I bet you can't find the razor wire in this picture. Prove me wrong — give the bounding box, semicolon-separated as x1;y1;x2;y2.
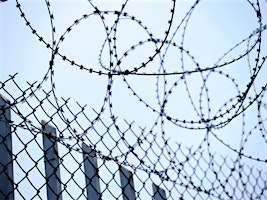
1;0;267;199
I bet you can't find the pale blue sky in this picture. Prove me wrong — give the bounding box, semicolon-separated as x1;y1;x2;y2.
1;0;267;166
1;0;267;199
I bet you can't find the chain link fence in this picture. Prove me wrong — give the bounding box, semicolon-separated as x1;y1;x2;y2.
1;0;267;199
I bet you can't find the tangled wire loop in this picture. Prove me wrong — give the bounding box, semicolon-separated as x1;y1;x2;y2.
0;0;267;199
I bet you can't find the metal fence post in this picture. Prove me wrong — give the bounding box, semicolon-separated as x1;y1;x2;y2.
82;143;101;200
119;166;136;200
152;183;167;200
42;120;62;200
0;95;14;200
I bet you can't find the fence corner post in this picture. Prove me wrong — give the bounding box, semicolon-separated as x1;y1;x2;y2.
152;183;167;200
82;142;101;200
42;120;62;200
0;95;14;200
119;165;136;200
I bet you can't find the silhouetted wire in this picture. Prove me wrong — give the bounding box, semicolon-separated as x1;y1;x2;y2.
1;0;266;199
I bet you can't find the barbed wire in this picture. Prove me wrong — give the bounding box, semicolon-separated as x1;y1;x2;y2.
1;0;267;199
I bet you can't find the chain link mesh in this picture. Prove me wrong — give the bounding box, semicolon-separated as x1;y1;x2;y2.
1;0;267;199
